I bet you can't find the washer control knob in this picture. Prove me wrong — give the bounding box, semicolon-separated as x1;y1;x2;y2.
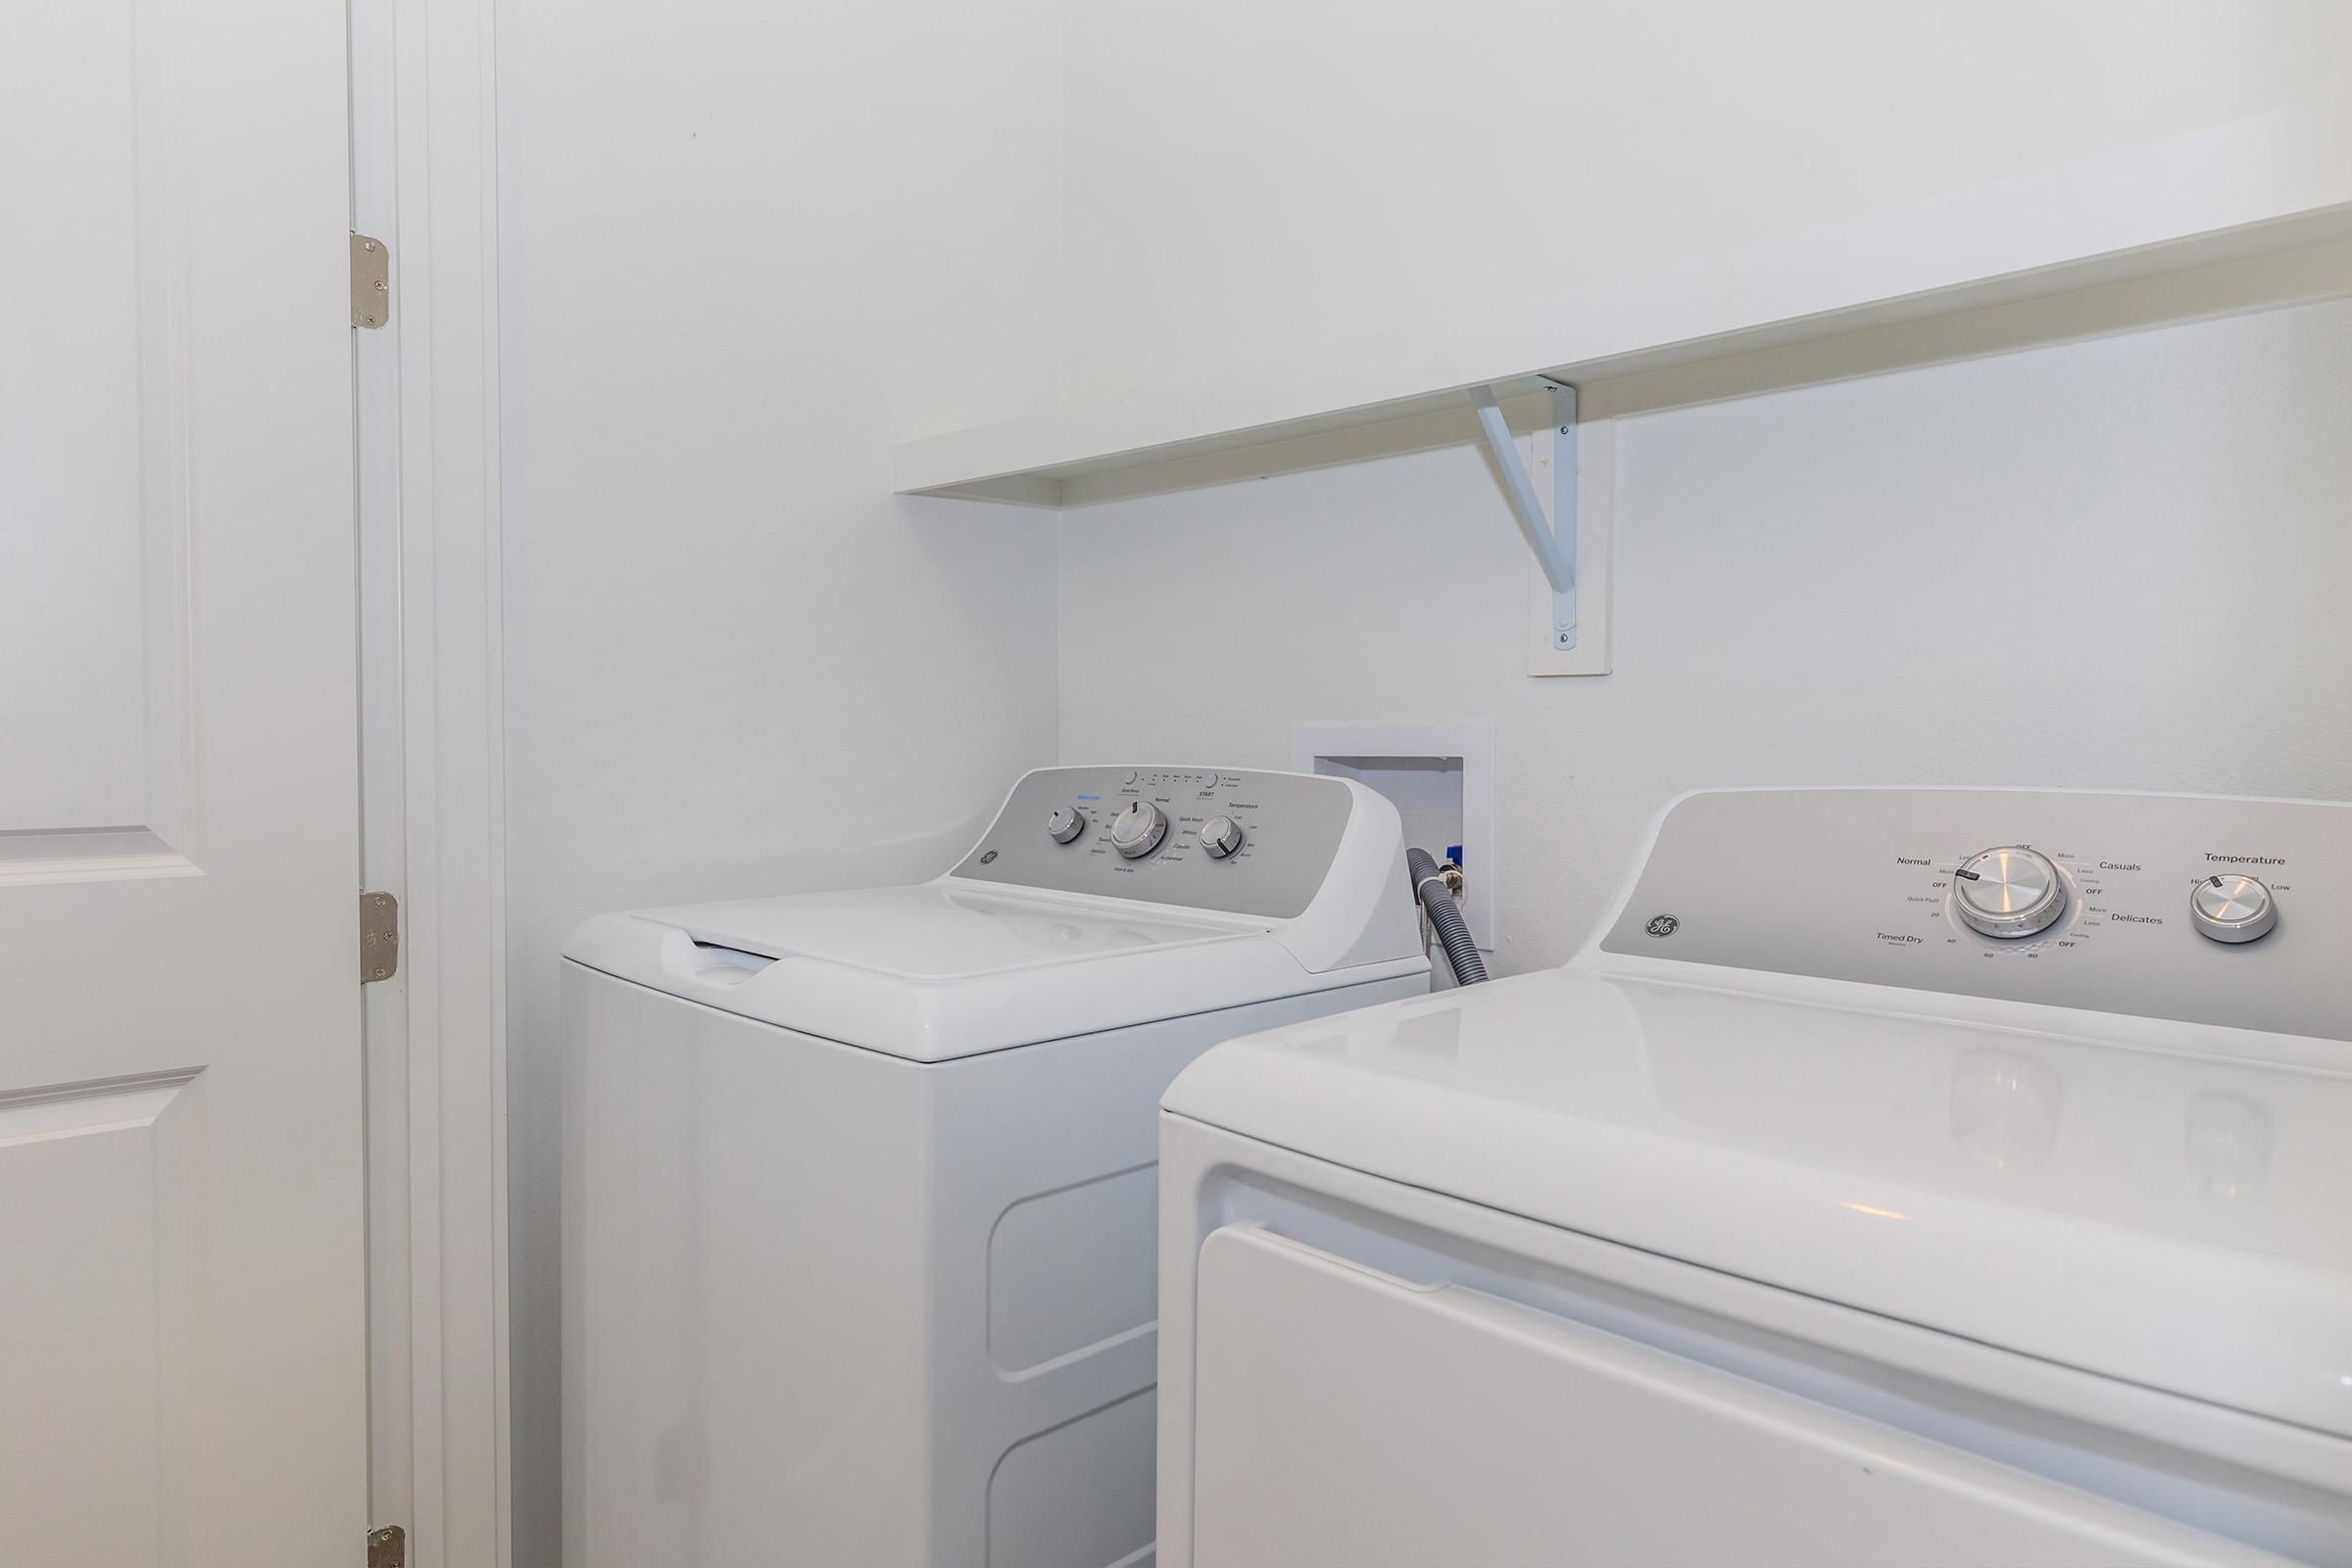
2191;873;2277;944
1199;815;1245;859
1109;800;1168;858
1046;806;1087;845
1954;847;2066;939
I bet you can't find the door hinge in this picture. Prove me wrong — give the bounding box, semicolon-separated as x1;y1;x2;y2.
361;891;400;983
351;232;390;329
368;1524;406;1568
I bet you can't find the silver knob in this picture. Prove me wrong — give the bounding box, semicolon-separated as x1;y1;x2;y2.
1199;815;1244;859
2191;873;2276;944
1046;806;1086;845
1108;800;1167;858
1954;846;2066;939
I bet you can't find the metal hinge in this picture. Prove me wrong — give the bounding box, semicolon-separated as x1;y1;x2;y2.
351;233;390;329
368;1524;406;1568
361;891;400;983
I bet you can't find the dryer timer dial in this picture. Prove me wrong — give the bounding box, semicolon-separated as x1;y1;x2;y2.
1954;846;2066;939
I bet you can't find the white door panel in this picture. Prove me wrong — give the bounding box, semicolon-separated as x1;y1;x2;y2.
1191;1224;2277;1568
0;1077;189;1564
0;0;149;830
0;0;367;1556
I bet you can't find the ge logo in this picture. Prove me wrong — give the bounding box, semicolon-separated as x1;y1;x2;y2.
979;850;1000;864
1644;914;1680;938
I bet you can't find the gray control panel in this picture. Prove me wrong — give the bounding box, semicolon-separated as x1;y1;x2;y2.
949;766;1355;920
1599;789;2351;1040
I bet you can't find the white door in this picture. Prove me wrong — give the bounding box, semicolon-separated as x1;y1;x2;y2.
1;0;368;1560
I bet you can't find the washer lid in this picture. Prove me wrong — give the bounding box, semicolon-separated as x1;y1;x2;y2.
1162;970;2352;1442
563;882;1387;1061
656;882;1247;979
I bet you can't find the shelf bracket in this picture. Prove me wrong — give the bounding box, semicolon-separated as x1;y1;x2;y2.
1471;378;1576;650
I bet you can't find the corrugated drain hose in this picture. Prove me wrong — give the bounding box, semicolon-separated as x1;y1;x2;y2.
1407;847;1487;986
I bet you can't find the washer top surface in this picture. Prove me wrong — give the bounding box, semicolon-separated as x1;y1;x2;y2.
561;765;1428;1059
1164;788;2352;1442
645;882;1250;982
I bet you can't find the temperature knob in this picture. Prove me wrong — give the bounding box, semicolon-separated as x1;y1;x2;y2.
2191;874;2276;944
1954;846;2066;939
1199;816;1245;858
1046;806;1086;845
1109;800;1168;858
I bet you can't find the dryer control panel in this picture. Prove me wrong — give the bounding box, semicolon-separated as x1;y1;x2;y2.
1597;789;2351;1040
949;766;1356;921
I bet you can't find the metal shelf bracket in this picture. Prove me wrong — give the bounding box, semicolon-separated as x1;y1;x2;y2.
1471;377;1576;650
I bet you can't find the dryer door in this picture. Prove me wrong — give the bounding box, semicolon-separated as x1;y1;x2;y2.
1189;1224;2280;1568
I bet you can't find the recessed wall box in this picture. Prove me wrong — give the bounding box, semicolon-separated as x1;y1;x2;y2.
1292;721;1495;951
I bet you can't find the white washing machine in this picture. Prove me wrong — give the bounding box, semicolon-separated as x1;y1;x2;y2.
1158;787;2352;1568
561;764;1429;1568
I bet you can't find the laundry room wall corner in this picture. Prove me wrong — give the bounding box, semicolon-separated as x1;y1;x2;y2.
494;2;1067;1560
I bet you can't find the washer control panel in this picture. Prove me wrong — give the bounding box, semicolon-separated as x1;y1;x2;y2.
950;766;1354;919
1600;789;2350;1039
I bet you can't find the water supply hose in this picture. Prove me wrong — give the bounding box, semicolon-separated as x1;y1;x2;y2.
1407;847;1487;986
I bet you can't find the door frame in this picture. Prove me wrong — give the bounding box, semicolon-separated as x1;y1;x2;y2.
351;0;512;1560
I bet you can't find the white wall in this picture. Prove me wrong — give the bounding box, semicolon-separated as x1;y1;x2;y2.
1060;297;2352;968
498;3;1064;1560
1058;0;2351;401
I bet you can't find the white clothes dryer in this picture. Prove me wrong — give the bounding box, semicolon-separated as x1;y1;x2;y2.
1159;787;2352;1568
562;765;1428;1568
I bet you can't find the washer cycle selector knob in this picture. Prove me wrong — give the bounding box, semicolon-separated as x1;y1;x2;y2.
2192;873;2277;944
1199;816;1245;859
1109;800;1168;858
1046;806;1087;845
1954;847;2066;939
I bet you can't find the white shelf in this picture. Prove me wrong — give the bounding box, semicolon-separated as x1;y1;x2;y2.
894;109;2352;508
